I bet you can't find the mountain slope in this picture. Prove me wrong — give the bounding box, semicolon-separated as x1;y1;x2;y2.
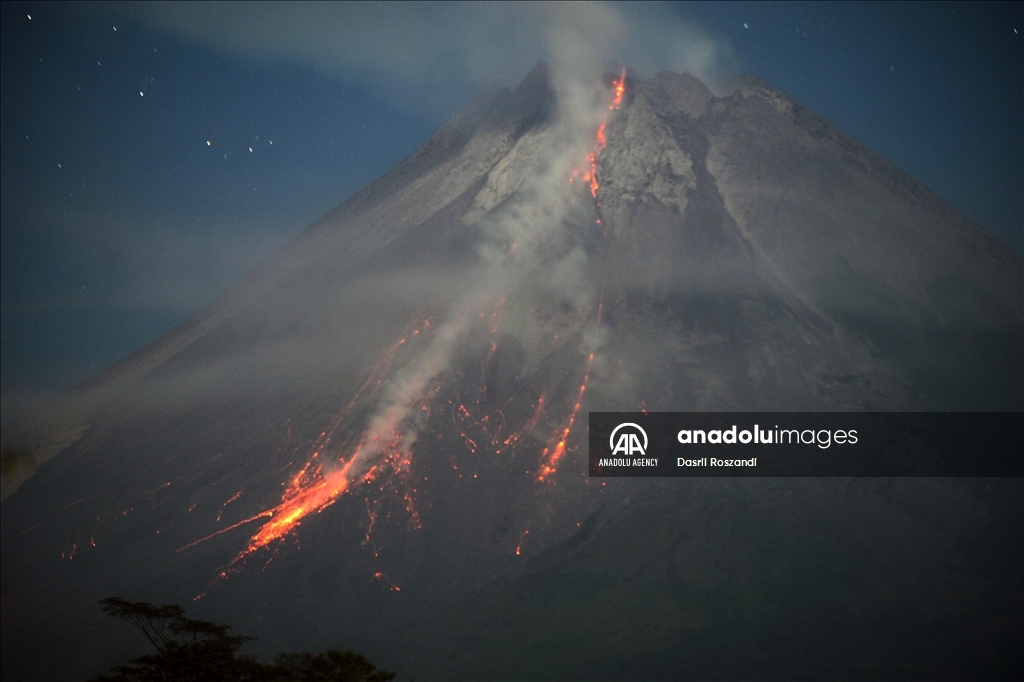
2;65;1021;681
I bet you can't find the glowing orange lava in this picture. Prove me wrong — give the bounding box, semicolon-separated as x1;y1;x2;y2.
238;403;424;559
538;71;625;481
182;315;439;574
610;67;627;110
572;68;627;201
373;571;401;591
515;529;529;556
189;73;630;582
503;394;546;449
537;352;594;482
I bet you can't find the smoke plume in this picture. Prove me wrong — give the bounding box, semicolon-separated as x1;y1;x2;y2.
112;1;737;111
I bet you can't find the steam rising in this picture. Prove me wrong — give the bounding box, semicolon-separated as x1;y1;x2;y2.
10;2;733;545
175;2;642;557
122;1;737;108
328;1;626;483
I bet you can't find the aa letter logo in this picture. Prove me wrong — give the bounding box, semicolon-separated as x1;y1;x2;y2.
610;423;648;456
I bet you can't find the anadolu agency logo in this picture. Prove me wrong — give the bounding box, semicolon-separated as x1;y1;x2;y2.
609;423;648;456
598;423;658;468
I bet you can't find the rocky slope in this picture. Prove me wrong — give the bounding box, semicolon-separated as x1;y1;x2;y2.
2;65;1021;680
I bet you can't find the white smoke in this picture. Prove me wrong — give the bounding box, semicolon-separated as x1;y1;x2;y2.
109;1;737;112
27;2;714;503
321;2;633;481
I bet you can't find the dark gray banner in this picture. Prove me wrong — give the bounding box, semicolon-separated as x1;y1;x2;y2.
589;413;1023;477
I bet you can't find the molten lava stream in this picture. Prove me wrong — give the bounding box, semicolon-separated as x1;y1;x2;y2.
244;459;357;554
538;72;625;481
189;315;443;564
195;72;630;581
576;68;626;201
610;67;627;109
537;352;595;482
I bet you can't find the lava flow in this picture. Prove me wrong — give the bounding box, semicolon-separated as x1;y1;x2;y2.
570;68;626;199
191;72;630;574
538;69;625;481
236;380;432;560
537;352;594;482
180;316;435;566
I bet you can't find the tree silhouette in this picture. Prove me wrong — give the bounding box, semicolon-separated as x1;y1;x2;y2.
268;650;396;682
91;598;394;682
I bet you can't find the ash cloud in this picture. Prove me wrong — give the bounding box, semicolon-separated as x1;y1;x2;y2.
7;2;734;488
327;2;641;481
116;1;737;112
42;0;737;422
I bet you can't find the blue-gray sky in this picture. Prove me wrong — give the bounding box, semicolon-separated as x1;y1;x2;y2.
2;1;1021;414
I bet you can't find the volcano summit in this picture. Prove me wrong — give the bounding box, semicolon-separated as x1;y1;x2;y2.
2;65;1021;680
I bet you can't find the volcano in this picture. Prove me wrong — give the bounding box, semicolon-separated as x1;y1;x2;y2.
2;65;1022;681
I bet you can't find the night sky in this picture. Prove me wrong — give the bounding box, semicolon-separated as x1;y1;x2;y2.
2;1;1021;421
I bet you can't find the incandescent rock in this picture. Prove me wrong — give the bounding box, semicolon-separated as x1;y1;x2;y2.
2;65;1021;681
